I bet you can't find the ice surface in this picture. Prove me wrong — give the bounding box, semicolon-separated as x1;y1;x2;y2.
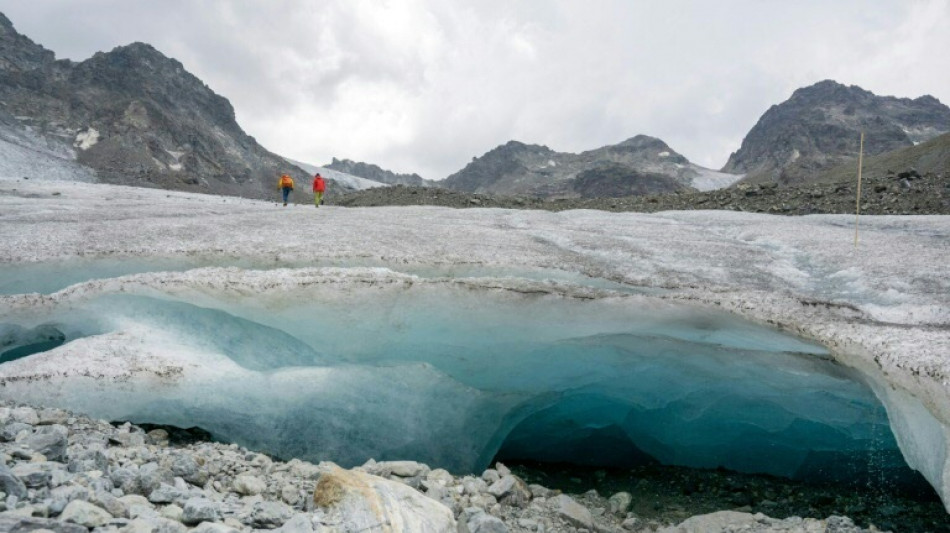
0;178;947;508
0;269;910;483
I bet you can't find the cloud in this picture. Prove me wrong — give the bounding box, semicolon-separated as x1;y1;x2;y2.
1;0;947;179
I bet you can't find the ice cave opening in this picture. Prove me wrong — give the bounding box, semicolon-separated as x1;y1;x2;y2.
0;270;935;497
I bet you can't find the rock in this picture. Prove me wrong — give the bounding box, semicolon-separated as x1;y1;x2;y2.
232;474;266;496
528;484;556;499
59;499;114;528
245;500;294;529
24;424;68;462
0;422;32;442
161;503;184;522
0;515;87;533
487;475;531;508
608;492;632;515
280;484;300;505
182;497;219;525
370;460;430;478
274;513;314;533
12;463;52;488
459;507;508;533
551;494;593;529
37;408;69;425
656;510;758;533
163;453;205;485
0;464;28;499
90;489;128;518
191;522;241;533
146;429;170;446
481;469;500;484
11;407;39;425
312;466;455;532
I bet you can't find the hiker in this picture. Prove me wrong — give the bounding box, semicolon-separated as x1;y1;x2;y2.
278;173;294;206
313;173;327;207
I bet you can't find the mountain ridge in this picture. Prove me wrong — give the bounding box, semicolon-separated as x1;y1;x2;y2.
723;80;950;185
0;13;324;199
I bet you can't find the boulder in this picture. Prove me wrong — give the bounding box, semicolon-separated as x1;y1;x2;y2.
23;424;68;462
59;500;114;528
312;466;455;532
550;494;593;529
608;491;632;515
245;500;294;529
0;515;87;533
0;464;28;499
656;511;758;533
458;507;508;533
232;473;267;496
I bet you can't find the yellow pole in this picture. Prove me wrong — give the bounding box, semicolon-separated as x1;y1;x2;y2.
854;131;864;248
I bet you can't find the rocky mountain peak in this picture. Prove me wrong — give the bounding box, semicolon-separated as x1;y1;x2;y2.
0;11;55;71
722;80;950;185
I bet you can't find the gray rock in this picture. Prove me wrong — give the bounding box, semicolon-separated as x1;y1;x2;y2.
0;514;87;533
90;489;129;518
0;464;28;499
136;463;169;496
0;422;32;442
487;475;531;508
24;424;68;462
459;507;508;533
12;463;53;488
37;408;69;425
10;407;39;425
59;499;114;528
191;522;242;533
68;446;110;473
607;492;632;515
163;453;205;485
551;494;593;529
232;474;266;496
182;497;219;525
246;500;294;529
656;510;759;533
274;513;314;533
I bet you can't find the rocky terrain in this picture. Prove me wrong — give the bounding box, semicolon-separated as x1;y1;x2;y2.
0;400;906;532
333;167;949;216
0;13;320;200
439;136;739;198
723;80;950;185
325;158;433;188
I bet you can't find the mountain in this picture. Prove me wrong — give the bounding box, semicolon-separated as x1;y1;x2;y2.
816;131;950;184
287;158;387;191
0;12;322;198
441;135;740;198
325;158;433;187
723;80;950;185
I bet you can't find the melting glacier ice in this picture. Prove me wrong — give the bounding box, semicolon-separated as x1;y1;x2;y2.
0;268;919;486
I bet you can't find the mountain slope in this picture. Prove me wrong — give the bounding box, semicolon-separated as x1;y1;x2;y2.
441;135;740;198
724;80;950;185
816;131;950;184
325;158;433;187
0;12;320;198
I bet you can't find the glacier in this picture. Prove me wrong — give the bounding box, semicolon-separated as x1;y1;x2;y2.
0;177;948;510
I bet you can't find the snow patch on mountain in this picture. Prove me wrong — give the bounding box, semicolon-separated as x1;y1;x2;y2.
287;158;387;191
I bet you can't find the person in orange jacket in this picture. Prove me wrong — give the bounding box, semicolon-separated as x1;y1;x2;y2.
313;173;327;207
278;173;294;206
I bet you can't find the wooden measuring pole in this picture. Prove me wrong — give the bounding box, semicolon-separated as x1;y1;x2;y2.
854;131;864;247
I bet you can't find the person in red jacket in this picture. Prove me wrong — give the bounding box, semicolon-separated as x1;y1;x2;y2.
313;173;327;207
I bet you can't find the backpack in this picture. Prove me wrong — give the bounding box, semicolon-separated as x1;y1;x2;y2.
280;175;293;188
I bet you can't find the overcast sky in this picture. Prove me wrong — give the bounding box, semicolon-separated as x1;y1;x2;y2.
2;1;949;180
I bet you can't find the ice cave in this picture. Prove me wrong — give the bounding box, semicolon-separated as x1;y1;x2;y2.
0;266;929;493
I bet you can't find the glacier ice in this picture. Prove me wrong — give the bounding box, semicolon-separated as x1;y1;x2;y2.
0;268;919;487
